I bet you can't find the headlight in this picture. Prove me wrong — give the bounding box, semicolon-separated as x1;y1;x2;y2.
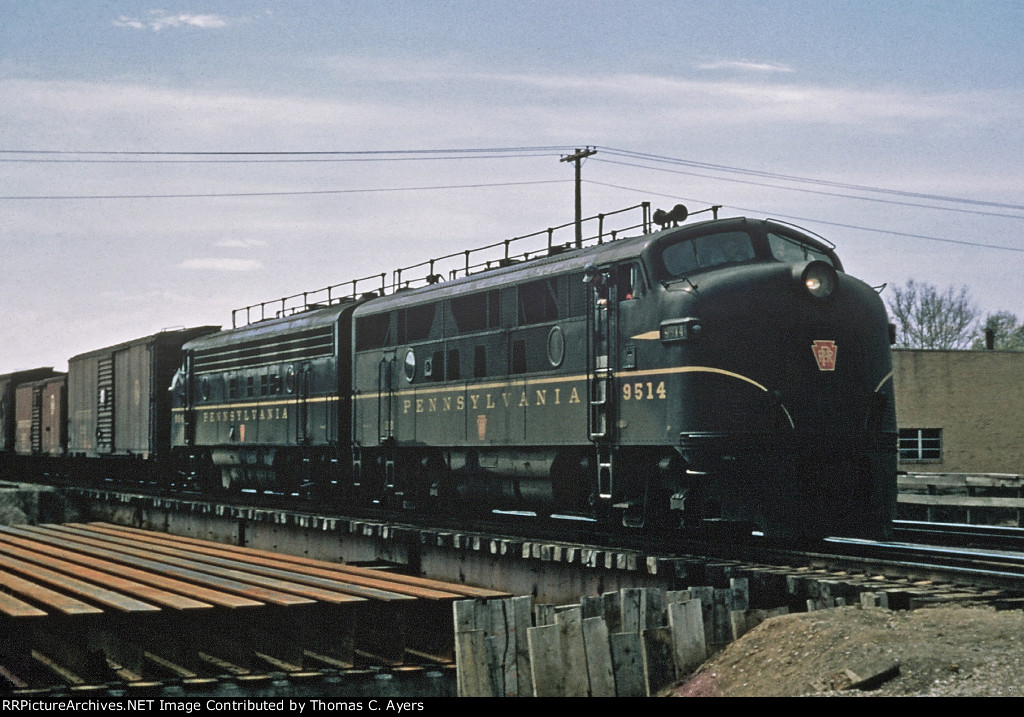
793;260;837;300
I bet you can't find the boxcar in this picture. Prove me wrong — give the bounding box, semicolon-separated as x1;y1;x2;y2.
14;374;67;457
0;368;62;458
68;327;219;468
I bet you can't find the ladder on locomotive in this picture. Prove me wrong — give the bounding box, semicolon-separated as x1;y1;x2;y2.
587;267;617;504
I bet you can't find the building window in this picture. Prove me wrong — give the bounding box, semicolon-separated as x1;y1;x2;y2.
899;428;942;461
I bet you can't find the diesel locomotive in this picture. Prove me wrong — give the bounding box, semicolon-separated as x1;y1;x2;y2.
158;202;897;540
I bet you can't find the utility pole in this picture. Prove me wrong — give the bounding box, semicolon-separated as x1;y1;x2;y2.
561;147;597;248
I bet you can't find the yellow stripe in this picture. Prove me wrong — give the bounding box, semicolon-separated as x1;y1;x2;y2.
172;395;338;412
175;364;773;411
351;364;769;398
874;372;893;393
620;365;769;392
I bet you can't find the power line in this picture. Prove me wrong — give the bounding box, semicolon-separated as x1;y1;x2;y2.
0;152;562;165
593;156;1024;221
587;180;1024;255
0;146;573;160
0;179;569;201
597;146;1024;213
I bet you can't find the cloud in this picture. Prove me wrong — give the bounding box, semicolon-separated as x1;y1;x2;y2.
114;12;229;31
180;258;262;272
215;239;268;248
696;60;794;73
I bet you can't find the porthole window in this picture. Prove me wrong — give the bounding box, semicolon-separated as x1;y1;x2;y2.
201;378;210;401
547;326;565;367
285;365;296;394
404;349;416;383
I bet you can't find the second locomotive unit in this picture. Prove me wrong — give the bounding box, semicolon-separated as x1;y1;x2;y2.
171;202;897;540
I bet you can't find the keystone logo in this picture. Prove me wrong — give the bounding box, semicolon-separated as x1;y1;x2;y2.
812;340;838;371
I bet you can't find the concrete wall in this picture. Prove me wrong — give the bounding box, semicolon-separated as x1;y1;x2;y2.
893;349;1024;475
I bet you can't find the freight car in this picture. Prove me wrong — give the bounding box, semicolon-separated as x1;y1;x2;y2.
170;202;897;540
1;367;62;456
14;373;67;459
67;326;219;481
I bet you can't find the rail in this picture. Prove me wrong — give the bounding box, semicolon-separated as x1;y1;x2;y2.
231;202;652;327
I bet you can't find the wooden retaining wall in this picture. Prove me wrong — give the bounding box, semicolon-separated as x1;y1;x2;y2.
453;581;788;697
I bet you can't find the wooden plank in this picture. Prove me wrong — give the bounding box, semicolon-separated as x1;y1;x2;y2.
642;626;675;695
601;590;622;634
554;605;582;625
0;554;158;614
75;523;459;600
900;472;1024;488
898;495;1024;508
81;522;509;599
37;525;395;604
580;595;603;619
0;537;211;611
667;599;707;675
644;588;665;630
485;599;510;697
32;650;85;686
711;588;733;646
21;526;320;607
609;631;645;697
729;578;750;612
0;527;262;609
526;624;564;697
453;598;482;633
0;585;47;618
510;595;533;698
556;612;588;697
582;616;615;697
620;587;644;633
687;586;715;648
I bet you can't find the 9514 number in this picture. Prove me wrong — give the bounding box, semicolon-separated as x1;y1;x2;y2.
621;381;667;401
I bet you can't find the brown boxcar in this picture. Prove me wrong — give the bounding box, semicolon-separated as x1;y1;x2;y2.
68;327;219;460
0;367;61;454
14;374;67;456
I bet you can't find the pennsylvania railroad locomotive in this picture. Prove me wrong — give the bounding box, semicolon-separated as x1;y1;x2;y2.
1;201;897;540
163;202;897;540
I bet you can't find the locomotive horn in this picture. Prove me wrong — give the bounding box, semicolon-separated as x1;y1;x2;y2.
654;204;689;228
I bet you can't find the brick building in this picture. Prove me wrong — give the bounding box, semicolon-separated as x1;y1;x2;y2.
892;349;1024;475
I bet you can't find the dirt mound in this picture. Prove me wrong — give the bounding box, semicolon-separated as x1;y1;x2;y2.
671;605;1024;697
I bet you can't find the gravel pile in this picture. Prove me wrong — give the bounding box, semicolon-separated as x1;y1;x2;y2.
670;605;1024;697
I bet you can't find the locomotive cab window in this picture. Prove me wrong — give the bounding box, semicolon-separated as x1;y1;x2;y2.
617;263;645;301
768;232;835;266
660;231;755;278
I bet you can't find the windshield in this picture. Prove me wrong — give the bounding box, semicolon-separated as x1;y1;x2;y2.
660;231;756;278
767;232;834;266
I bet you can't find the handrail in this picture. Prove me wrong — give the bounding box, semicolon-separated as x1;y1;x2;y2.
231;202;653;327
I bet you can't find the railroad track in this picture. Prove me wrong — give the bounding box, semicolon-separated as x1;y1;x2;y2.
893;519;1024;551
14;472;1024;603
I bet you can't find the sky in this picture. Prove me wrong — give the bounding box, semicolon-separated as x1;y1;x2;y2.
2;1;1023;373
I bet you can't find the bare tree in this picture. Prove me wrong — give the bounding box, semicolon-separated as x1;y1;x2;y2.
971;311;1024;350
887;279;979;349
